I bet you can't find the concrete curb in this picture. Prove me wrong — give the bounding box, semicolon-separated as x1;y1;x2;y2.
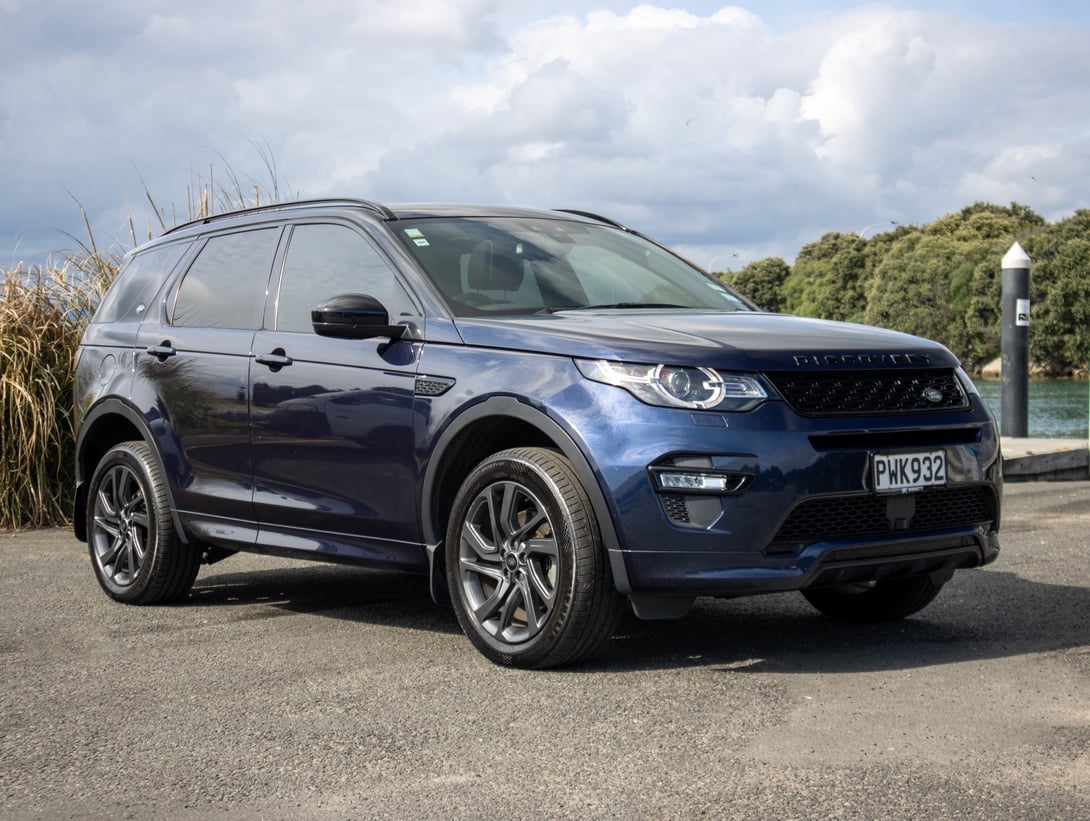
1001;437;1089;481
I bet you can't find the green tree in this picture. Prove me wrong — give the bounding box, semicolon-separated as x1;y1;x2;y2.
864;232;962;349
862;203;1044;367
959;256;1006;370
781;231;870;322
720;257;790;312
715;201;1077;371
1025;210;1090;374
929;201;1044;243
940;203;1046;369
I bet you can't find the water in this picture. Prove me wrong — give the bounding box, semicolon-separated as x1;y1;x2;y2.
973;378;1089;439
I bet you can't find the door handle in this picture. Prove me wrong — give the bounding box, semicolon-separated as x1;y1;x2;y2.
145;342;177;360
255;350;293;369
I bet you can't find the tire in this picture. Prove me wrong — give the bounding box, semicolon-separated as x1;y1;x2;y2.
801;575;945;622
86;441;200;604
445;447;624;668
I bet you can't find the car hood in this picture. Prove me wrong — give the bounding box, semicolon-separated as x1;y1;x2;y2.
450;311;960;371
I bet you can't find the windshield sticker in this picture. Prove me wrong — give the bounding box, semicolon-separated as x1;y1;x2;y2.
413;238;430;247
405;228;425;238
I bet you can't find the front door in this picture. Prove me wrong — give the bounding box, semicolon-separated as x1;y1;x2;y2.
249;221;424;567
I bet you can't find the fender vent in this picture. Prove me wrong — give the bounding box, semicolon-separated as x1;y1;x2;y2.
415;376;455;397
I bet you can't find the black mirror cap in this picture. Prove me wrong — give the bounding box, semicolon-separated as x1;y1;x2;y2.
311;294;406;340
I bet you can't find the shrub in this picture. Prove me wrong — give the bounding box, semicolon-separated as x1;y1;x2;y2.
0;255;117;528
1;154;290;529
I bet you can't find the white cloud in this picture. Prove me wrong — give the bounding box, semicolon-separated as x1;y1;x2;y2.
2;1;1090;269
802;12;939;166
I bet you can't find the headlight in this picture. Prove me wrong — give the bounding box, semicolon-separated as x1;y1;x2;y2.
955;366;980;397
575;359;768;411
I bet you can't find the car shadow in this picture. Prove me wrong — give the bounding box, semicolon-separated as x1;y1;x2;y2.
584;568;1090;674
186;561;1089;674
188;563;462;636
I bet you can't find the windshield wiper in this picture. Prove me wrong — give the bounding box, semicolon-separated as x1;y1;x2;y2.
557;302;690;312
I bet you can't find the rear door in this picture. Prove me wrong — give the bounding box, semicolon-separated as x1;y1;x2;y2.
135;226;283;544
249;221;425;566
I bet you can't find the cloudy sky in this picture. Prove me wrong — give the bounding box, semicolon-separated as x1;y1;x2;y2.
3;0;1089;271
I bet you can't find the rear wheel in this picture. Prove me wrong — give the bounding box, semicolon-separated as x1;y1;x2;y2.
801;575;945;622
87;441;199;604
446;447;624;668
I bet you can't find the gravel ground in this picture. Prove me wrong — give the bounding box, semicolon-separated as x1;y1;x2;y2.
2;481;1088;819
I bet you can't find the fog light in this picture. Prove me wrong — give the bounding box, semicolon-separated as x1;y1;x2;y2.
652;469;750;494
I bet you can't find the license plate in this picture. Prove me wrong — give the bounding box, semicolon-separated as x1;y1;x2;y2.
872;451;946;493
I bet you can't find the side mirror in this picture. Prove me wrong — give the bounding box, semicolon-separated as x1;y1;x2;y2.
311;294;406;341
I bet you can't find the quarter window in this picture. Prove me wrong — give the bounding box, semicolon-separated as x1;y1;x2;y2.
93;242;189;324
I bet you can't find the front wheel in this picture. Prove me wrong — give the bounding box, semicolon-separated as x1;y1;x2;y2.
446;447;624;668
801;574;946;622
86;441;200;604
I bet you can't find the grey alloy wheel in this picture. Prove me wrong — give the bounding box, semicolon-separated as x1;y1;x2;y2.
457;476;560;645
446;447;624;668
87;441;199;604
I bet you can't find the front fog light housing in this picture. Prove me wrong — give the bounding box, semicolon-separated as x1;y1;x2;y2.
576;359;767;411
651;467;752;495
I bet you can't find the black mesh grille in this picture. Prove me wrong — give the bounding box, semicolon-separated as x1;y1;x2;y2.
771;485;995;547
414;376;454;397
766;369;969;417
660;494;691;524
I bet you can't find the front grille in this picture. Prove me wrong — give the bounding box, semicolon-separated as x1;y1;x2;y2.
765;369;969;417
770;485;995;549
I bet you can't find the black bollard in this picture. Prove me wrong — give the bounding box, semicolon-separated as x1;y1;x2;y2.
1000;241;1031;437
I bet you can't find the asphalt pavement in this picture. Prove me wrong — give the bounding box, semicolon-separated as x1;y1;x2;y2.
2;482;1088;819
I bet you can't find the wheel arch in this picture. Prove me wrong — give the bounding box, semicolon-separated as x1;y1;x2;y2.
74;398;185;544
421;396;632;599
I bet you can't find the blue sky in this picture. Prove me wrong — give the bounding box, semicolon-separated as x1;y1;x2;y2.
511;1;1090;28
3;1;1090;270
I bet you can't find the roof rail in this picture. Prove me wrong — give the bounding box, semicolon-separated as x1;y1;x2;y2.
554;208;630;230
162;198;398;235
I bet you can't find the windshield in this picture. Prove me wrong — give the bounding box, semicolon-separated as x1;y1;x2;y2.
394;216;753;316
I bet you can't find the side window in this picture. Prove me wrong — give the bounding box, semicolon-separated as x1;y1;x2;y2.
171;228;280;329
274;223;411;333
92;242;189;324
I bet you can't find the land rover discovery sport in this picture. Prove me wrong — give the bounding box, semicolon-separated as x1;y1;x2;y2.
73;198;1001;668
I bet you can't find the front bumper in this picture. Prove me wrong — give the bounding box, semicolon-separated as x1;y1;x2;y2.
561;385;1002;598
622;525;999;596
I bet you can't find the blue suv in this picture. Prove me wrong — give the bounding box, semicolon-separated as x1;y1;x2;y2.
74;199;1001;667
